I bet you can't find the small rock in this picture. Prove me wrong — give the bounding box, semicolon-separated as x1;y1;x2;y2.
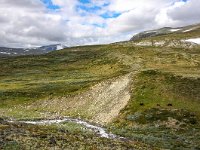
140;103;144;106
167;103;172;106
49;137;56;145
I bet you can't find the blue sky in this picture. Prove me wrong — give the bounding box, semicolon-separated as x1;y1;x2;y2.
42;0;121;20
41;0;122;29
40;0;190;30
40;0;193;30
42;0;60;10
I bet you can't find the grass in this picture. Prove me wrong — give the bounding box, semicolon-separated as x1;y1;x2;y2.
0;121;149;150
0;46;127;109
108;70;200;149
0;45;132;120
0;25;200;149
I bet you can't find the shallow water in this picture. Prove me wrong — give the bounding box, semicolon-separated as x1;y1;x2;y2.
10;117;118;139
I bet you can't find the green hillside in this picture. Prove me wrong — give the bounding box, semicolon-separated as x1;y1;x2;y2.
0;24;200;149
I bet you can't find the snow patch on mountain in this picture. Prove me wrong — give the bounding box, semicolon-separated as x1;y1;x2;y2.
170;29;180;32
0;52;11;55
56;45;65;50
183;27;198;33
185;38;200;44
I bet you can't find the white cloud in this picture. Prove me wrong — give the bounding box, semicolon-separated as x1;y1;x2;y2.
0;0;199;48
167;0;200;25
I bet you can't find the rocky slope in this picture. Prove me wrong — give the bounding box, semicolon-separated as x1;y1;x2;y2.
16;73;133;125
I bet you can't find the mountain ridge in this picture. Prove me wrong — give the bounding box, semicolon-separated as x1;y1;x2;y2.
0;44;67;57
130;23;200;41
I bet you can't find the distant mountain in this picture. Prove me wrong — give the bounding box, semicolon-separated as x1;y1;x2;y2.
112;23;200;49
0;44;67;57
130;23;200;41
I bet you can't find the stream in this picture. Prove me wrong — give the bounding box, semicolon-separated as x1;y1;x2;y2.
8;117;120;139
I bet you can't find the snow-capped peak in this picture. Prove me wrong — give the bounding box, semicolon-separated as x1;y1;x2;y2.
56;44;65;50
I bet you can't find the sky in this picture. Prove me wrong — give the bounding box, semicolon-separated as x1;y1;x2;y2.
0;0;200;48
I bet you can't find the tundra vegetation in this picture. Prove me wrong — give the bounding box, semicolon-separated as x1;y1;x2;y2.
0;24;200;149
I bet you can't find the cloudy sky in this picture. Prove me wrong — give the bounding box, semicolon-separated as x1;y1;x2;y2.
0;0;200;48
